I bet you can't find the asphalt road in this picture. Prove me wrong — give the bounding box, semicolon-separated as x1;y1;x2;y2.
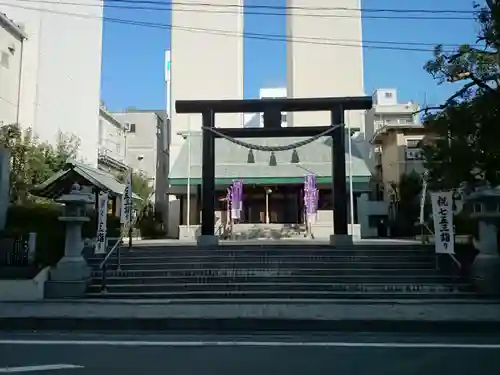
0;331;499;375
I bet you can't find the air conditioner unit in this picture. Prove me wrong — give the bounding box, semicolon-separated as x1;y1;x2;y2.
405;148;423;160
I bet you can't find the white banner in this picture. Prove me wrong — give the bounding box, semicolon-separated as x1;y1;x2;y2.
419;177;428;225
430;191;455;254
95;192;108;254
120;170;132;225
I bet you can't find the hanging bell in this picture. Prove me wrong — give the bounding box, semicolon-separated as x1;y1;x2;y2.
269;151;277;166
247;149;255;163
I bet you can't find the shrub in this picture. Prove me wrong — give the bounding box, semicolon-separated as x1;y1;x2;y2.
4;204;121;266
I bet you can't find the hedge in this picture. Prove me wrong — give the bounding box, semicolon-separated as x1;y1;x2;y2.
3;204;121;266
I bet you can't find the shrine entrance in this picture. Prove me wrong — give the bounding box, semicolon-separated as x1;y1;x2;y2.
175;96;372;246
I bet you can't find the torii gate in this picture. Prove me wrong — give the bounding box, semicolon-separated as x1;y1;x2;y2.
175;96;372;247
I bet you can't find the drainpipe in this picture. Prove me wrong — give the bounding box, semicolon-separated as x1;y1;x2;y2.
15;37;25;125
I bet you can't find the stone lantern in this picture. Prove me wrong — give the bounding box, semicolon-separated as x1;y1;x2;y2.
45;183;95;298
464;186;500;296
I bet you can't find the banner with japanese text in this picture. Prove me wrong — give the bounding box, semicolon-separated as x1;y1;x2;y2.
430;191;455;254
95;191;108;254
120;170;132;225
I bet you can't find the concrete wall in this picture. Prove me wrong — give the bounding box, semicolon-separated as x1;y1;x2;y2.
98;107;127;163
0;147;10;230
0;267;49;301
170;0;244;170
112;112;165;179
377;132;425;199
286;0;365;129
113;111;170;227
357;193;388;238
0;1;103;167
0;15;23;126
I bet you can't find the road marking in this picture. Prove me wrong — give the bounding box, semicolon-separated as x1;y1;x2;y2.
0;364;84;373
0;340;499;349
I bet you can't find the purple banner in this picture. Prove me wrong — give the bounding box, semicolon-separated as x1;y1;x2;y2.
304;174;318;216
230;180;244;220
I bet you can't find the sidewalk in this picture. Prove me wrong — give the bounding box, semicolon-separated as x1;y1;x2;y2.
1;300;500;333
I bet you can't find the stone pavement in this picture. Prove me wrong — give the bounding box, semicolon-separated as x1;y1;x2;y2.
1;300;500;333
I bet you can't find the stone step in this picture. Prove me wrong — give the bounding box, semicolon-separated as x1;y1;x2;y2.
91;272;445;285
91;266;438;278
87;255;436;265
95;247;434;258
88;279;468;294
87;282;473;296
85;290;478;299
126;243;434;251
91;260;437;271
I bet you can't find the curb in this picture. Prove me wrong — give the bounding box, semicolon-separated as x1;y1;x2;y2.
5;299;500;305
2;317;500;334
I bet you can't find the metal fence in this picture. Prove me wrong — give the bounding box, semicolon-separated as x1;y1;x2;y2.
0;234;30;266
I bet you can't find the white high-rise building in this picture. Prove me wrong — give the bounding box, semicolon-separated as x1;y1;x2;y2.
0;1;104;166
286;0;365;130
244;87;289;128
169;0;244;169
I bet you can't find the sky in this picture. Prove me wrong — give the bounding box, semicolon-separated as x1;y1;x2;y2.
100;0;481;112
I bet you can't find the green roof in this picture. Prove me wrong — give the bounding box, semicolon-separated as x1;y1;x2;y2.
32;159;141;199
169;133;372;188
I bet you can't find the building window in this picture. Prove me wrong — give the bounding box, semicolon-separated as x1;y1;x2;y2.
0;52;9;68
384;92;393;98
405;139;423;160
406;139;421;148
128;123;136;133
281;113;287;124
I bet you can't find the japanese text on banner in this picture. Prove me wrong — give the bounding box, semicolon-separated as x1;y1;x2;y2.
95;192;108;254
430;191;455;254
120;170;133;225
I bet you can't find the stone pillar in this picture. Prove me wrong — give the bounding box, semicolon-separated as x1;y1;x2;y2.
0;147;10;231
198;109;218;248
471;220;500;296
45;184;95;298
357;193;370;239
330;107;351;246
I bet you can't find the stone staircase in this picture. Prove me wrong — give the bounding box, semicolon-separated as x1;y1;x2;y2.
85;243;476;299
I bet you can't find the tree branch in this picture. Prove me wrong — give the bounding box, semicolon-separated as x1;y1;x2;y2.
414;81;477;114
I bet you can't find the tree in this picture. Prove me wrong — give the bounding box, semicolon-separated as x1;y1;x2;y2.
0;124;80;203
390;172;423;235
118;170;153;203
421;1;500;191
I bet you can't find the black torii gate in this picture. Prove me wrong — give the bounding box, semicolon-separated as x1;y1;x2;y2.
175;96;372;243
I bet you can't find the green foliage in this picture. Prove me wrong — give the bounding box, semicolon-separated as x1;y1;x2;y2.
4;204;121;266
0;124;80;203
136;204;165;239
422;1;500;191
390;172;423;236
117;170;153;204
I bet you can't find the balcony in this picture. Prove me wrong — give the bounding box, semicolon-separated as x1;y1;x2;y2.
97;147;129;174
371;119;424;144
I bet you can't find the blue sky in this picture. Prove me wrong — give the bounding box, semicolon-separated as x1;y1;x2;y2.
100;0;480;112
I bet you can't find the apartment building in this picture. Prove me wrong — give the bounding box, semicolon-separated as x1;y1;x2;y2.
286;0;365;130
112;109;170;225
0;1;104;166
366;89;425;201
0;12;26;126
97;105;129;175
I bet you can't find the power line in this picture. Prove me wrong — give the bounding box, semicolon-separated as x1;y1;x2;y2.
0;2;468;53
71;0;480;14
5;0;480;47
14;0;475;20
